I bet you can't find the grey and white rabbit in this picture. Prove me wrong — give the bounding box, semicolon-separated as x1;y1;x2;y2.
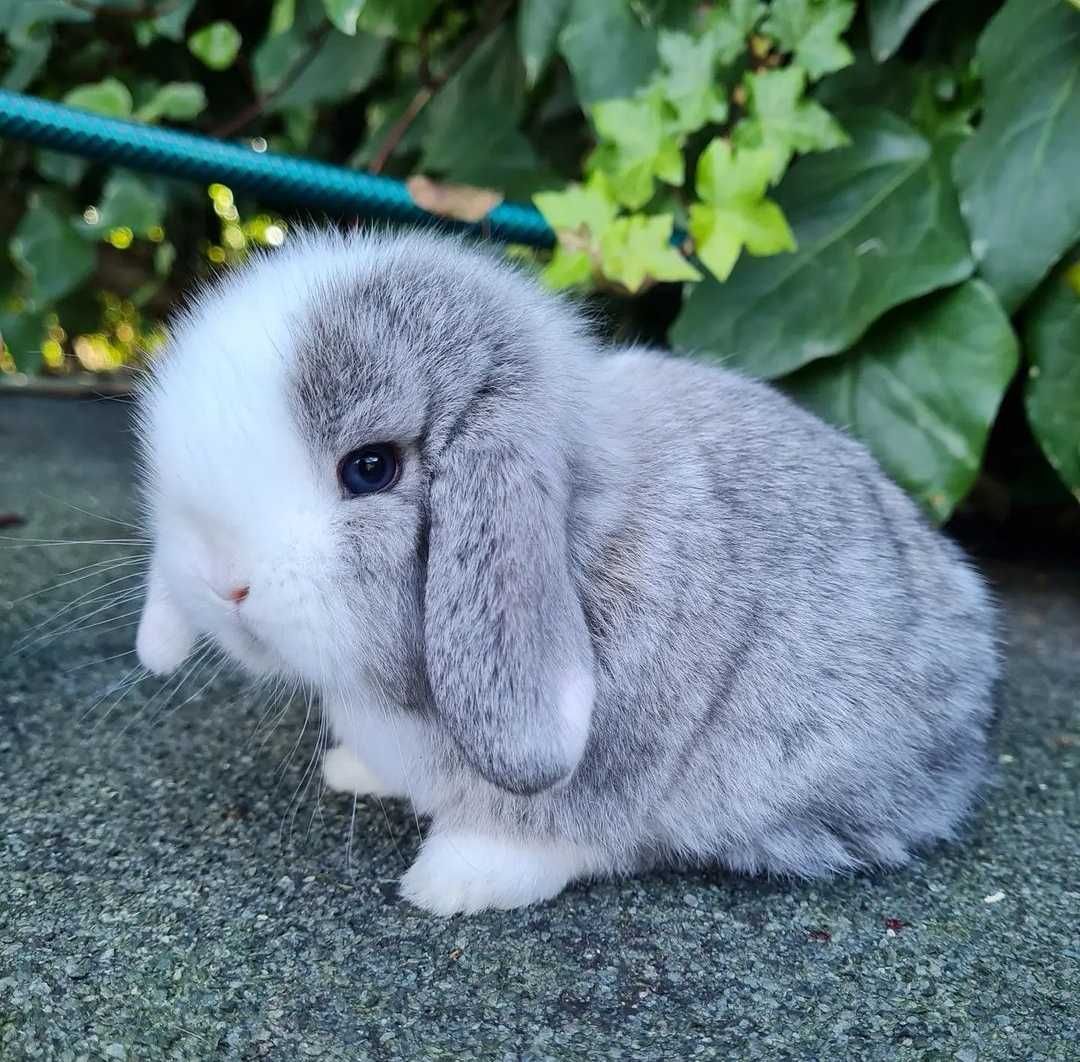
135;230;999;915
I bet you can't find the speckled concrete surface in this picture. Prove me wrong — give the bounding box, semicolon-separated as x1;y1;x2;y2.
1;394;1077;1061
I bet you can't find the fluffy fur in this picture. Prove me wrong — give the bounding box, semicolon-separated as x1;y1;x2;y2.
135;230;1000;914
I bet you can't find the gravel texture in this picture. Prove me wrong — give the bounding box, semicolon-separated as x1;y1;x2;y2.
1;394;1077;1060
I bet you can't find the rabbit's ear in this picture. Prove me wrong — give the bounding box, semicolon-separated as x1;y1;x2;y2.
424;425;595;796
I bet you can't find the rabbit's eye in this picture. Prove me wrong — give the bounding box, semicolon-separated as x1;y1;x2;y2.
338;444;400;496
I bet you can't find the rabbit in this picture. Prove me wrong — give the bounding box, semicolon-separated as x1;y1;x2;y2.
134;229;1000;916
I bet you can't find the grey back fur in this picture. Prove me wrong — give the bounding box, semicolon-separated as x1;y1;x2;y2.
287;231;999;878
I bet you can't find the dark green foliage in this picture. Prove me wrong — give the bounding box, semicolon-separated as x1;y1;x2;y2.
0;0;1077;521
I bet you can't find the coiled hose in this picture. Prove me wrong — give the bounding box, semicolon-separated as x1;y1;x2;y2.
0;89;557;248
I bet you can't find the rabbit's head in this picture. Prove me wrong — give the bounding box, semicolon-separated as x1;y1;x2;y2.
136;231;596;795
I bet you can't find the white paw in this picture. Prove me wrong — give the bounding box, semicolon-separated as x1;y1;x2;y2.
399;830;594;916
322;745;397;797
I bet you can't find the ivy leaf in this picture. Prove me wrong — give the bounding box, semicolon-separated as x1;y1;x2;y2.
519;0;571;88
590;91;684;209
254;21;385;110
188;21;242;70
559;0;658;105
673;111;973;378
1024;259;1080;501
269;0;296;35
689;140;795;281
761;0;855;81
9;194;95;306
534;173;618;236
149;0;195;41
323;0;362;34
541;247;595;289
0;308;47;373
707;0;765;64
419;26;548;197
735;67;847;176
599;215;701;293
785;281;1019;522
352;0;438;39
657;30;728;133
866;0;941;61
953;0;1080;312
135;82;206;123
63;78;133;118
35;149;87;187
85;171;166;237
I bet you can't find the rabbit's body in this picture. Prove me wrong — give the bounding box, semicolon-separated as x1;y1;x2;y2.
136;232;998;914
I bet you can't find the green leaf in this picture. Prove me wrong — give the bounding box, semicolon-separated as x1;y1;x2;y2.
762;0;856;81
707;0;765;64
86;171;166;237
1024;259;1080;500
63;78;133;118
323;0;361;34
673;111;974;378
188;20;242;70
735;67;848;175
590;90;684;209
786;281;1019;521
0;308;47;373
135;82;206;123
519;0;571;87
689;140;795;281
953;0;1080;312
253;23;385;110
534;173;618;235
541;247;594;289
353;0;438;39
2;22;51;91
559;0;658;105
9;194;95;306
269;0;296;35
599;214;701;293
657;30;728;133
419;25;552;197
35;149;88;187
149;0;195;41
867;0;941;62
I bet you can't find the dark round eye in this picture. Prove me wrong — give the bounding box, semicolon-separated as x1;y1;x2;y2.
338;444;400;496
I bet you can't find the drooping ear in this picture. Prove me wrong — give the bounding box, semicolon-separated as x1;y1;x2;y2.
136;558;196;676
424;424;595;796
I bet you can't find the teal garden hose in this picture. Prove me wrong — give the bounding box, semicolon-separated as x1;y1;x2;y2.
0;89;557;248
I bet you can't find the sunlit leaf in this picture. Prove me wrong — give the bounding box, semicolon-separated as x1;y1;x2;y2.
762;0;856;80
689;140;795;281
599;214;701;293
135;82;206;123
63;78;133;118
188;21;242;70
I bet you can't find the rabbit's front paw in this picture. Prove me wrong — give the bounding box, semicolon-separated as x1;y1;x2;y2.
322;745;399;798
399;830;595;916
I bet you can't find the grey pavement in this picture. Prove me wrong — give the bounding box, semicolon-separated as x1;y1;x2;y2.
1;394;1077;1060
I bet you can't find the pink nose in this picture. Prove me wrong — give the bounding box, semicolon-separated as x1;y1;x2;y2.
216;584;250;604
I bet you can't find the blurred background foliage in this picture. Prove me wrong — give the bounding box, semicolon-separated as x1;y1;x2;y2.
0;0;1078;530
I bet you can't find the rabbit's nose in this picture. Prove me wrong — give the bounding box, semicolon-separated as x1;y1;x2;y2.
213;583;250;604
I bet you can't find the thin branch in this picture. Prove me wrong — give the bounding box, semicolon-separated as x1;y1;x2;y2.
367;0;515;175
211;23;333;140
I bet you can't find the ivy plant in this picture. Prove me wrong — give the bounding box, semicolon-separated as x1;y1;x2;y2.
0;0;1078;525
